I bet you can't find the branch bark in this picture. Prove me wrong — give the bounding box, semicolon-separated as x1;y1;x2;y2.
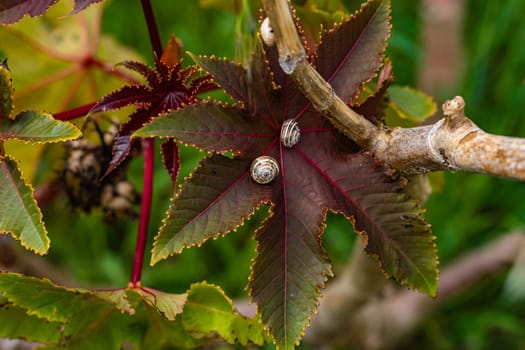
261;0;525;181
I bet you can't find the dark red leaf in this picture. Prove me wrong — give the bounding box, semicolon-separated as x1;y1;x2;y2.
118;61;159;87
151;155;273;264
315;0;390;103
90;85;157;114
134;101;274;156
106;108;153;176
70;0;103;14
160;139;180;186
0;0;57;25
352;60;394;124
141;1;437;347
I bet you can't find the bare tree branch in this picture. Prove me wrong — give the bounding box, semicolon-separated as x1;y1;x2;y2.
304;232;525;349
261;0;525;181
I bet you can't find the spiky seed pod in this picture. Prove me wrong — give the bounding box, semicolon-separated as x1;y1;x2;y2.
250;156;279;184
280;119;301;148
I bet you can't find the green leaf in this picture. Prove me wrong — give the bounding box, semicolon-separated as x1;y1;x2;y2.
0;272;130;324
182;282;267;346
134;287;187;321
151;155;272;265
0;273;223;349
0;110;81;142
387;85;437;124
0;156;49;254
0;60;14;120
0;303;62;344
0;2;144;114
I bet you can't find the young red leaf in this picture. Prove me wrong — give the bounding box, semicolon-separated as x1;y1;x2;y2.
92;58;213;176
138;0;437;348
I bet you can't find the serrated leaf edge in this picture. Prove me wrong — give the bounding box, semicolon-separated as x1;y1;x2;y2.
0;155;49;254
150;162;270;265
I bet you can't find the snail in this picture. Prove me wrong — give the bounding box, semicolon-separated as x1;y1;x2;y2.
280;119;301;148
260;17;275;46
250;156;279;184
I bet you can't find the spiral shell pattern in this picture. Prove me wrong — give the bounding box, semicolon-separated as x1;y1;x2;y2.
260;17;275;46
250;156;279;184
280;119;301;148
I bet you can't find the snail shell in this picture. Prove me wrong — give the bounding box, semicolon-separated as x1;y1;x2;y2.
250;156;279;184
260;17;275;46
280;119;301;148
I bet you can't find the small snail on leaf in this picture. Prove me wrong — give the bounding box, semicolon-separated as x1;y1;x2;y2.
250;156;279;184
260;17;275;46
280;119;301;148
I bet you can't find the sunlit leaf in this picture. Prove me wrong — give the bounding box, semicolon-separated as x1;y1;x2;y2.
0;156;49;254
134;287;187;321
182;282;267;346
0;110;80;142
387;85;437;125
0;1;143;114
0;273;131;323
0;60;14;120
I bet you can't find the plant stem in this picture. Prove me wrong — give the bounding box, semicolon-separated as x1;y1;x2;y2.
130;137;155;287
128;0;163;288
53;102;96;121
140;0;164;58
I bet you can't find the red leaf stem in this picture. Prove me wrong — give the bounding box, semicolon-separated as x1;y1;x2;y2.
130;137;155;287
140;0;163;59
53;102;96;121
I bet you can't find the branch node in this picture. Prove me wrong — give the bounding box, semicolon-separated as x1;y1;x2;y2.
279;50;304;74
442;96;465;119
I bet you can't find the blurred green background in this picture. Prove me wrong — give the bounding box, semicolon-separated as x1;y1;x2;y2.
2;0;525;349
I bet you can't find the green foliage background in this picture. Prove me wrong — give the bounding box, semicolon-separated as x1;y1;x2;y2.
2;0;525;349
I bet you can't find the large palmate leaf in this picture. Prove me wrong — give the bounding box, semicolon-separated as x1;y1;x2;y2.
136;0;437;348
0;1;143;114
